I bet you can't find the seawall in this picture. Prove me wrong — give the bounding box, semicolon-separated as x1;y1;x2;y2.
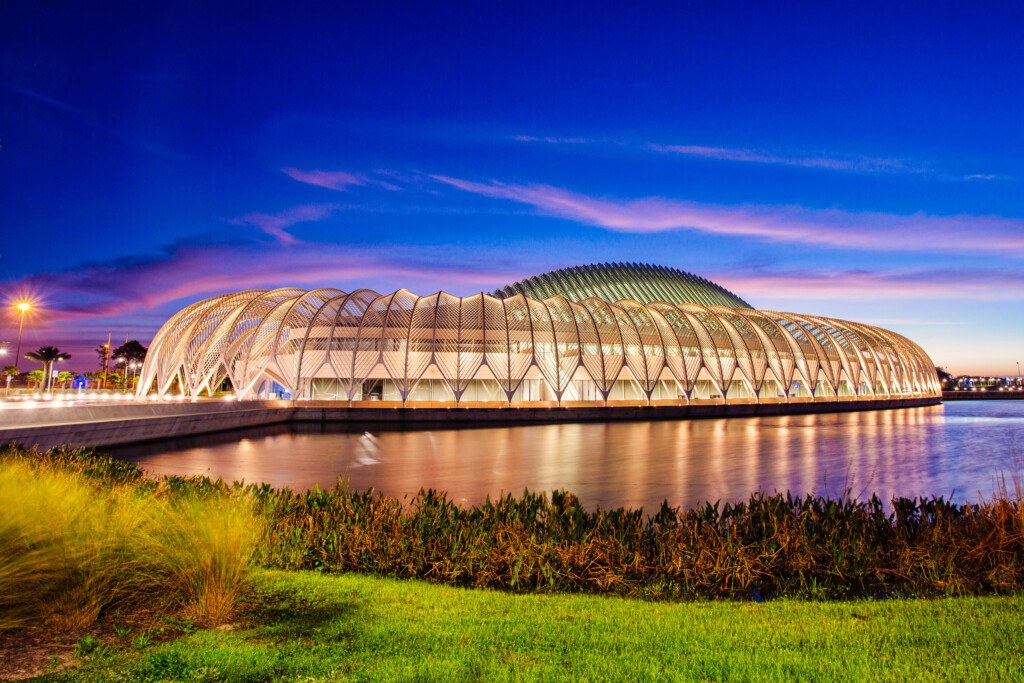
942;391;1024;400
0;400;293;451
0;396;942;450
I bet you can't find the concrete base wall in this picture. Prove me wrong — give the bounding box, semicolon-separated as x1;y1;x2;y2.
292;397;941;427
0;397;942;450
942;391;1024;400
0;400;293;450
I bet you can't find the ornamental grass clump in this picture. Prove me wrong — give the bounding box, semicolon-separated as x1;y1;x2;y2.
0;451;257;631
0;460;157;630
143;493;259;623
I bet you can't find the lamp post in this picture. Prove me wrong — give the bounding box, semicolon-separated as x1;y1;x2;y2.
14;302;30;371
102;342;110;390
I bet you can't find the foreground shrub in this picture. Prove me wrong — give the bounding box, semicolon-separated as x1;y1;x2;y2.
253;483;1024;599
3;446;1023;602
0;452;256;631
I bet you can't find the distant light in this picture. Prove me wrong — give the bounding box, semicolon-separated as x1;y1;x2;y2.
16;302;30;313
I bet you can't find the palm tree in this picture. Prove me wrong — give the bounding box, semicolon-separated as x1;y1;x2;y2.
2;365;18;396
24;346;71;392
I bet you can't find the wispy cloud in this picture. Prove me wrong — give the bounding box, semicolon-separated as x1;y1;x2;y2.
282;167;365;191
511;134;1005;181
230;203;342;243
513;135;591;144
708;268;1024;302
650;144;922;174
432;176;1024;256
1;82;83;114
2;239;528;353
283;167;401;191
2;82;190;161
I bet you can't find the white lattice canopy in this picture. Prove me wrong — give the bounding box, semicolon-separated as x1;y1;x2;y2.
138;269;941;405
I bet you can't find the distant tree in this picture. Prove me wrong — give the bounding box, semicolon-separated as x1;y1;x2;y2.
935;367;953;384
24;346;72;392
27;369;44;388
111;340;147;381
112;340;147;364
57;371;74;389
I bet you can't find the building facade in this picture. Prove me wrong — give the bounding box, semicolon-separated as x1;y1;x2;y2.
137;263;941;405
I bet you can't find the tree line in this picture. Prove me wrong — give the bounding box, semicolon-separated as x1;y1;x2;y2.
2;340;147;391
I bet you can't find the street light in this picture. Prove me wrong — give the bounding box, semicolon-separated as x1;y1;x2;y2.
14;301;30;372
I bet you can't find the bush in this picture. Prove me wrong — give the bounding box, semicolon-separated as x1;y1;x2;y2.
3;446;1023;607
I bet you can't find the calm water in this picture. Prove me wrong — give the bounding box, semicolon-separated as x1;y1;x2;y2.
108;401;1024;511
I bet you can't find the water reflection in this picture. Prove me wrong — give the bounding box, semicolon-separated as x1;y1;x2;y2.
107;402;1024;511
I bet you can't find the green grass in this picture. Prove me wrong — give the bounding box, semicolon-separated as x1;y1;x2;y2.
48;570;1024;682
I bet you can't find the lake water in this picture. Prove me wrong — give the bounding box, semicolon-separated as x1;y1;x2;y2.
108;401;1024;511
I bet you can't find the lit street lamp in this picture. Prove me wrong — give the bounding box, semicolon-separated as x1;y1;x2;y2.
14;301;30;372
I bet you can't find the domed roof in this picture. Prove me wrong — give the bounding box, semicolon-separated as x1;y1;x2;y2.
494;262;751;308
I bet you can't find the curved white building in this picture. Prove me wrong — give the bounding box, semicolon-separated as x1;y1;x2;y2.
137;263;940;405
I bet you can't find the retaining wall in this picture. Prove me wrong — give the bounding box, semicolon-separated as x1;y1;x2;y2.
0;400;292;450
942;391;1024;400
0;396;942;450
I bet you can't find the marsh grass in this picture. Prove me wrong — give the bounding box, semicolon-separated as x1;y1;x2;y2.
0;452;257;631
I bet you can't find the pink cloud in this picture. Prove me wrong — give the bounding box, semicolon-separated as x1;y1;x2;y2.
283;167;402;192
3;241;527;335
650;144;919;173
707;268;1024;301
231;203;342;243
514;135;590;144
432;176;1024;256
281;167;366;191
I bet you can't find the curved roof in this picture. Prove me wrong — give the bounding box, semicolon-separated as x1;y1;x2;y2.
494;262;752;308
138;284;939;404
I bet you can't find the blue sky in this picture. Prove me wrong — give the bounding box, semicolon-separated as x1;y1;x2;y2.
1;1;1022;375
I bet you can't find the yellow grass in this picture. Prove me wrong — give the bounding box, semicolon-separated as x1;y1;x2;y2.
0;461;257;631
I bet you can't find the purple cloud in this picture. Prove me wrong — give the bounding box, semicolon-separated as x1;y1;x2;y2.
432;175;1024;256
650;144;920;174
513;135;591;144
282;167;366;191
3;239;526;333
708;268;1024;301
283;167;402;192
231;203;342;243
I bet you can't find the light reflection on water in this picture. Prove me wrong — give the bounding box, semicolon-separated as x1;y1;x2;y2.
108;401;1024;511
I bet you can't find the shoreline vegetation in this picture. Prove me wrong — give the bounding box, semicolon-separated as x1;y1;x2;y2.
2;445;1023;680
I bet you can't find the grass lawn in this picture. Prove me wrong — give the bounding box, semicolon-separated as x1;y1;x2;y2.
42;570;1024;682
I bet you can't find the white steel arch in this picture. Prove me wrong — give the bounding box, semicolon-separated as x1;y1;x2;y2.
139;287;941;406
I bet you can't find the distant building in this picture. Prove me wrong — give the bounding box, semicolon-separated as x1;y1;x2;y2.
138;262;941;404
